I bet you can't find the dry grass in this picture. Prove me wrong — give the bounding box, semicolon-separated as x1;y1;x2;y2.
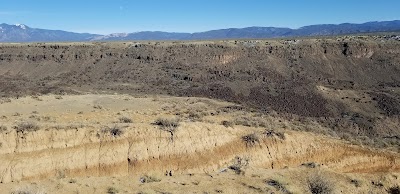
139;175;161;183
154;117;180;129
0;98;11;104
263;129;285;140
118;116;133;123
234;116;267;128
307;173;333;194
54;124;85;130
107;186;119;194
228;156;249;175
187;108;209;121
154;117;180;141
387;186;400;194
266;179;290;193
93;104;103;109
350;179;362;187
221;120;234;128
11;185;45;194
101;126;124;137
15;121;40;133
0;125;7;132
12;112;21;117
242;133;260;147
302;162;320;168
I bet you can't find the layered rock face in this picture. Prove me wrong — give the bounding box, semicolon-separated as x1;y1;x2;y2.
0;95;398;183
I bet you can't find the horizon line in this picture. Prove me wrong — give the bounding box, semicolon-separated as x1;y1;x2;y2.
1;19;399;35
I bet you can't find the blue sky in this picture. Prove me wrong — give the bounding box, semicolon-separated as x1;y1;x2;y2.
1;0;399;34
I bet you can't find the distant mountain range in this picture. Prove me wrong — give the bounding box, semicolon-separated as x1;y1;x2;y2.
1;20;400;42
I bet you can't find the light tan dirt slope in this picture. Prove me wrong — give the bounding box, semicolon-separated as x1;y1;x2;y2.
0;94;399;193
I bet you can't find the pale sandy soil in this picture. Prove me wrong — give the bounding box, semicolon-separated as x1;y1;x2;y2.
0;94;399;193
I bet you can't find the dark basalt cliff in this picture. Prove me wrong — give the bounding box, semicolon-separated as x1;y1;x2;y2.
1;36;400;145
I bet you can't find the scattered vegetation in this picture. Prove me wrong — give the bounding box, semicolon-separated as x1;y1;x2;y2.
139;175;161;183
233;116;268;128
154;117;180;129
93;104;103;109
107;187;119;194
263;129;286;140
56;169;66;179
228;156;249;175
28;115;52;122
221;120;234;128
307;173;333;194
15;121;40;133
54;124;85;130
109;126;124;137
99;125;124;138
241;182;264;193
387;186;400;194
0;98;11;104
187;108;209;121
372;180;384;187
11;186;45;194
302;162;320;168
266;179;290;193
0;125;7;132
218;105;245;113
154;117;180;141
30;95;43;101
241;133;260;147
118;116;132;123
12;112;21;117
350;179;361;187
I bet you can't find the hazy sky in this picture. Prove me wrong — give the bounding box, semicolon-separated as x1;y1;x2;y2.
1;0;400;34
